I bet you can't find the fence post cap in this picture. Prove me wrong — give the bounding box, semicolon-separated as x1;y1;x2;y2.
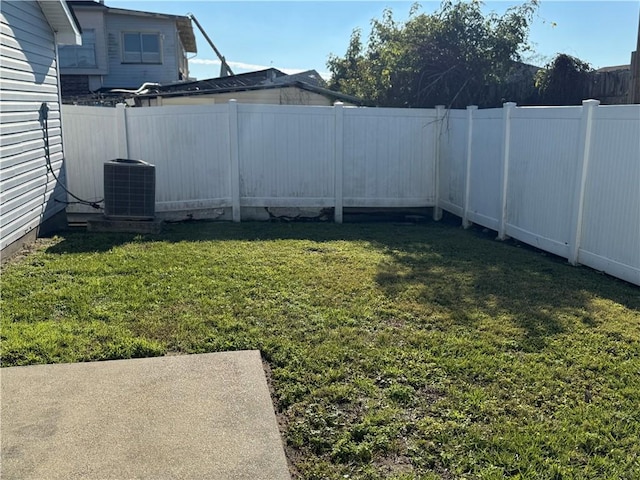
503;102;517;108
334;101;344;107
467;105;478;110
582;99;600;106
228;99;237;103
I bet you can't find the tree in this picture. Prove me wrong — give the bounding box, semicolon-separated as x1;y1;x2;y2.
327;0;539;108
535;54;592;105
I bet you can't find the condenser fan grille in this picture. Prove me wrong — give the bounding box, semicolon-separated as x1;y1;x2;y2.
104;159;155;219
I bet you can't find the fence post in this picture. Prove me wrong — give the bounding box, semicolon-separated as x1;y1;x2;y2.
334;101;344;224
115;103;129;158
498;102;516;240
462;105;478;228
433;105;445;221
228;99;241;222
569;99;600;265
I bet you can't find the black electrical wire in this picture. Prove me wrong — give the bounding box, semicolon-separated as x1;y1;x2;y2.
39;103;102;210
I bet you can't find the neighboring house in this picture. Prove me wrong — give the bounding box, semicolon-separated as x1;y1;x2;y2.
132;68;367;107
0;0;81;258
59;0;196;99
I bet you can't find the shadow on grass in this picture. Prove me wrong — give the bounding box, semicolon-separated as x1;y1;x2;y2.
46;220;399;254
46;218;639;352
45;230;141;254
372;224;640;351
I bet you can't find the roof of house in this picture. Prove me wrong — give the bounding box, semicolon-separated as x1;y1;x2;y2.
132;69;366;105
271;70;327;88
155;68;290;93
148;68;328;94
65;0;107;7
66;0;196;52
38;0;82;45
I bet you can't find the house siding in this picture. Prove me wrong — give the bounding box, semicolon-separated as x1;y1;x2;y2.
59;7;108;76
1;0;67;253
103;13;181;88
152;87;355;107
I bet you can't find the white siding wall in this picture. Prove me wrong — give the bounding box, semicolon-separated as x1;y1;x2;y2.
0;0;66;251
59;7;107;76
103;13;180;88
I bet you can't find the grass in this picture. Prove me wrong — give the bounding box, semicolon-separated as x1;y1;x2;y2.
1;219;639;479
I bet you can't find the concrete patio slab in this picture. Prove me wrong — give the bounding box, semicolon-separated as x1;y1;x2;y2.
1;351;291;480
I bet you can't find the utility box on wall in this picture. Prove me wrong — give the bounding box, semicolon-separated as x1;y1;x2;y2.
104;159;156;220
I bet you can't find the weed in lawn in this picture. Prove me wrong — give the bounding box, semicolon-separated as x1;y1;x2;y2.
1;221;639;479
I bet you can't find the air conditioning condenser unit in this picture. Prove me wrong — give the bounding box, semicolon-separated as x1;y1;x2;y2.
103;159;155;220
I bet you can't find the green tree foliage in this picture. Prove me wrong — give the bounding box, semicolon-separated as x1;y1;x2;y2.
535;53;593;105
327;0;539;108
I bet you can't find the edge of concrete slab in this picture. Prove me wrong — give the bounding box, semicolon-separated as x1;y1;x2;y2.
1;351;291;480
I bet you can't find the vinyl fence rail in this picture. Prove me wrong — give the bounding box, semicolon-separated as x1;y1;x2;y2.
61;100;640;285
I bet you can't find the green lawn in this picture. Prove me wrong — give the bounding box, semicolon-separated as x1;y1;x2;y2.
2;220;639;479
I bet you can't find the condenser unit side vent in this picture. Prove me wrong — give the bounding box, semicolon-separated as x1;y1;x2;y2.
104;159;155;220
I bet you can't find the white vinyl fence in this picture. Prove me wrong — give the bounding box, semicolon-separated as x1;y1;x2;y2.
438;101;639;286
61;101;639;285
62;102;439;223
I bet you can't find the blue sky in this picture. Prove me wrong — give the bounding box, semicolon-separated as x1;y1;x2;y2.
108;1;639;81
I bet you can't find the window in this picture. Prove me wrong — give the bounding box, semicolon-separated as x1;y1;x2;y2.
59;30;97;68
123;32;161;64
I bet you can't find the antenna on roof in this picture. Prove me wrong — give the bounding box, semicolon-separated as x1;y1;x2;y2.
187;13;234;77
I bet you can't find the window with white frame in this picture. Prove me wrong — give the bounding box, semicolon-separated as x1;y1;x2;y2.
59;30;97;68
122;32;161;64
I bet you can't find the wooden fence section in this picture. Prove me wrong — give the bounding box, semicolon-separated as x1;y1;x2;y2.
61;101;639;285
587;68;631;105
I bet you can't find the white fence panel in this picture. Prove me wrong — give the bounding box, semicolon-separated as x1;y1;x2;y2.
126;105;231;211
343;107;436;207
505;107;583;257
579;105;640;284
465;109;503;230
62;105;117;212
237;104;335;207
438;110;467;216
